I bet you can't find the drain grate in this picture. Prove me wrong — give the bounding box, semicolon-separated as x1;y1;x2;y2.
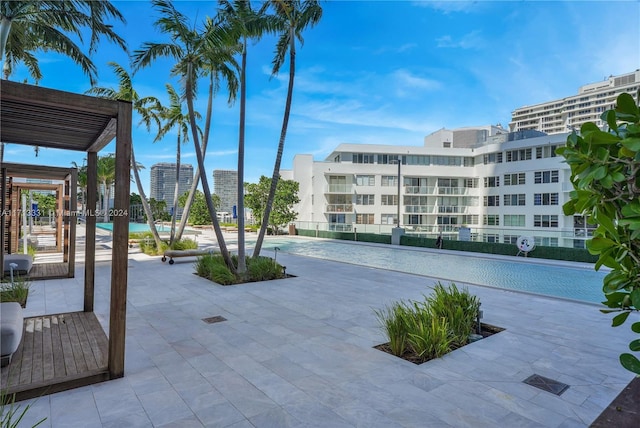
523;374;569;395
202;315;227;324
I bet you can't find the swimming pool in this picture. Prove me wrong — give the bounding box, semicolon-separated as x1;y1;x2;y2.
261;238;607;304
96;222;172;233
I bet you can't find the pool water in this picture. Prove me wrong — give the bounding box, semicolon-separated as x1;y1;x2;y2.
96;222;172;233
262;238;607;304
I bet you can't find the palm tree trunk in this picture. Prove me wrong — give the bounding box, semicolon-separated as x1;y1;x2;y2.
253;32;296;258
236;41;247;274
170;134;181;245
0;17;12;67
185;64;236;274
175;74;213;241
131;143;163;249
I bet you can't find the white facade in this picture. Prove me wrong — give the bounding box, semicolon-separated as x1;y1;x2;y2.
283;126;593;248
509;70;640;134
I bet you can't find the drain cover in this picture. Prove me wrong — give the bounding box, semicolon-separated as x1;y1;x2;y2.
202;316;227;324
523;374;569;395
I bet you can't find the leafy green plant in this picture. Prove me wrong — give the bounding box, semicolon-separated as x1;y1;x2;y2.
374;302;412;357
406;315;452;360
1;388;46;428
557;91;640;374
195;252;285;285
247;256;284;281
0;276;31;308
427;282;480;347
169;238;198;251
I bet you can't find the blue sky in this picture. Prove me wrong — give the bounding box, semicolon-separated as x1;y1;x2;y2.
4;0;639;194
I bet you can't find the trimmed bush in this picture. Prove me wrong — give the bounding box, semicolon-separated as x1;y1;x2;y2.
195;253;286;285
427;282;480;347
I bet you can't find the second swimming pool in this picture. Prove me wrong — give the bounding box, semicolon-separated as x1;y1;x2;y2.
261;238;607;304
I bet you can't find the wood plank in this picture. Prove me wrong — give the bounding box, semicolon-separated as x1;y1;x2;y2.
84;151;97;312
50;315;66;379
57;314;78;376
79;312;108;367
71;313;98;370
18;319;34;385
42;316;55;381
64;315;88;374
30;318;44;384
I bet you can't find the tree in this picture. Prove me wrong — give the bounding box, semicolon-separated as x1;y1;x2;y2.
1;0;127;84
133;0;238;273
97;154;115;222
148;198;170;222
71;160;87;214
178;190;220;226
253;0;322;258
130;193;143;206
86;61;165;250
218;0;275;274
155;83;202;245
557;91;640;375
245;176;299;236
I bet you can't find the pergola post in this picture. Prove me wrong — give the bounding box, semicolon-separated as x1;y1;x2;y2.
84;152;97;312
108;100;131;379
68;169;77;277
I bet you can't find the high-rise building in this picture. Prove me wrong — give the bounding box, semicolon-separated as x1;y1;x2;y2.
509;70;640;134
149;163;194;214
282;126;594;248
213;169;237;215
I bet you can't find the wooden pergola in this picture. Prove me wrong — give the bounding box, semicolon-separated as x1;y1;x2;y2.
1;162;78;279
0;80;131;400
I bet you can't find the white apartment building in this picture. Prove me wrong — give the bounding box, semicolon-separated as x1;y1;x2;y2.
283;126;594;248
510;70;640;134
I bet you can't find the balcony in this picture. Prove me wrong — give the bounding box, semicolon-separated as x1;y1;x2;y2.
325;184;353;194
325;204;353;213
404;186;433;195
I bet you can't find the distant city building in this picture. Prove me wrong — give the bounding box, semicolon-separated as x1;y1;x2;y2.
282;125;595;248
150;163;194;214
213;169;238;215
510;70;640;134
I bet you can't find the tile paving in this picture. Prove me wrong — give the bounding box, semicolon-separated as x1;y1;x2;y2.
12;230;639;427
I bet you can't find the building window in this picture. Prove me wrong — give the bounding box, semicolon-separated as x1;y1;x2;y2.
381;175;398;187
377;154;404;164
534;170;559;184
503;194;526;206
352;153;375;164
483;195;500;206
355;194;375;205
355;175;375;186
483;152;503;164
484;234;500;243
535;145;558;159
534;193;559;205
536;236;559;247
504;214;525;227
381;214;397;225
505;148;532;162
503;173;526;186
463;157;475;167
437;216;458;225
534;215;558;227
461;214;479;225
356;214;374;224
503;235;519;244
483;215;500;226
464;178;478;188
483;176;500;188
381;195;398;205
438;178;459;188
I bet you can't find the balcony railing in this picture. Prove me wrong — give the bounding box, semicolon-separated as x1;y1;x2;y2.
325;204;353;213
325;184;353;193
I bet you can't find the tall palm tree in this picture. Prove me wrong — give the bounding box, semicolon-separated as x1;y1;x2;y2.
132;0;238;273
97;154;116;222
174;18;239;242
253;0;322;258
71;160;88;214
1;0;127;84
155;83;202;245
86;61;165;250
218;0;275;274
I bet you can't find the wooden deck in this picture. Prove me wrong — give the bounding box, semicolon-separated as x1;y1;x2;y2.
28;262;70;279
0;311;109;401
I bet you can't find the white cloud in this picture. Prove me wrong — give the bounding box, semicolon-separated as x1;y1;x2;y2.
391;69;442;96
413;0;478;14
436;30;484;49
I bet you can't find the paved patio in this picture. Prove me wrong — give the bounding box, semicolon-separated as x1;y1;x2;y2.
12;232;638;427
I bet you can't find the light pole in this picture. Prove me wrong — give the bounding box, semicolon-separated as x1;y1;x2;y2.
392;159;401;227
391;159;405;245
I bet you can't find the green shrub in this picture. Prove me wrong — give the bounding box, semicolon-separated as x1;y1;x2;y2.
374;302;412;357
210;263;236;285
247;256;284;281
195;253;235;285
427;282;480;347
406;315;452;360
170;238;198;251
0;276;31;308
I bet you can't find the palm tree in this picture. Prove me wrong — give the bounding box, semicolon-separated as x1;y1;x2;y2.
174;19;239;243
155;83;202;245
218;0;275;274
1;0;127;84
253;0;322;258
71;160;88;214
86;61;165;250
97;154;116;222
132;0;239;273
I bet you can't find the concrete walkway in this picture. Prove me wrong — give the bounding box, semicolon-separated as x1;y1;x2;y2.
15;234;638;427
